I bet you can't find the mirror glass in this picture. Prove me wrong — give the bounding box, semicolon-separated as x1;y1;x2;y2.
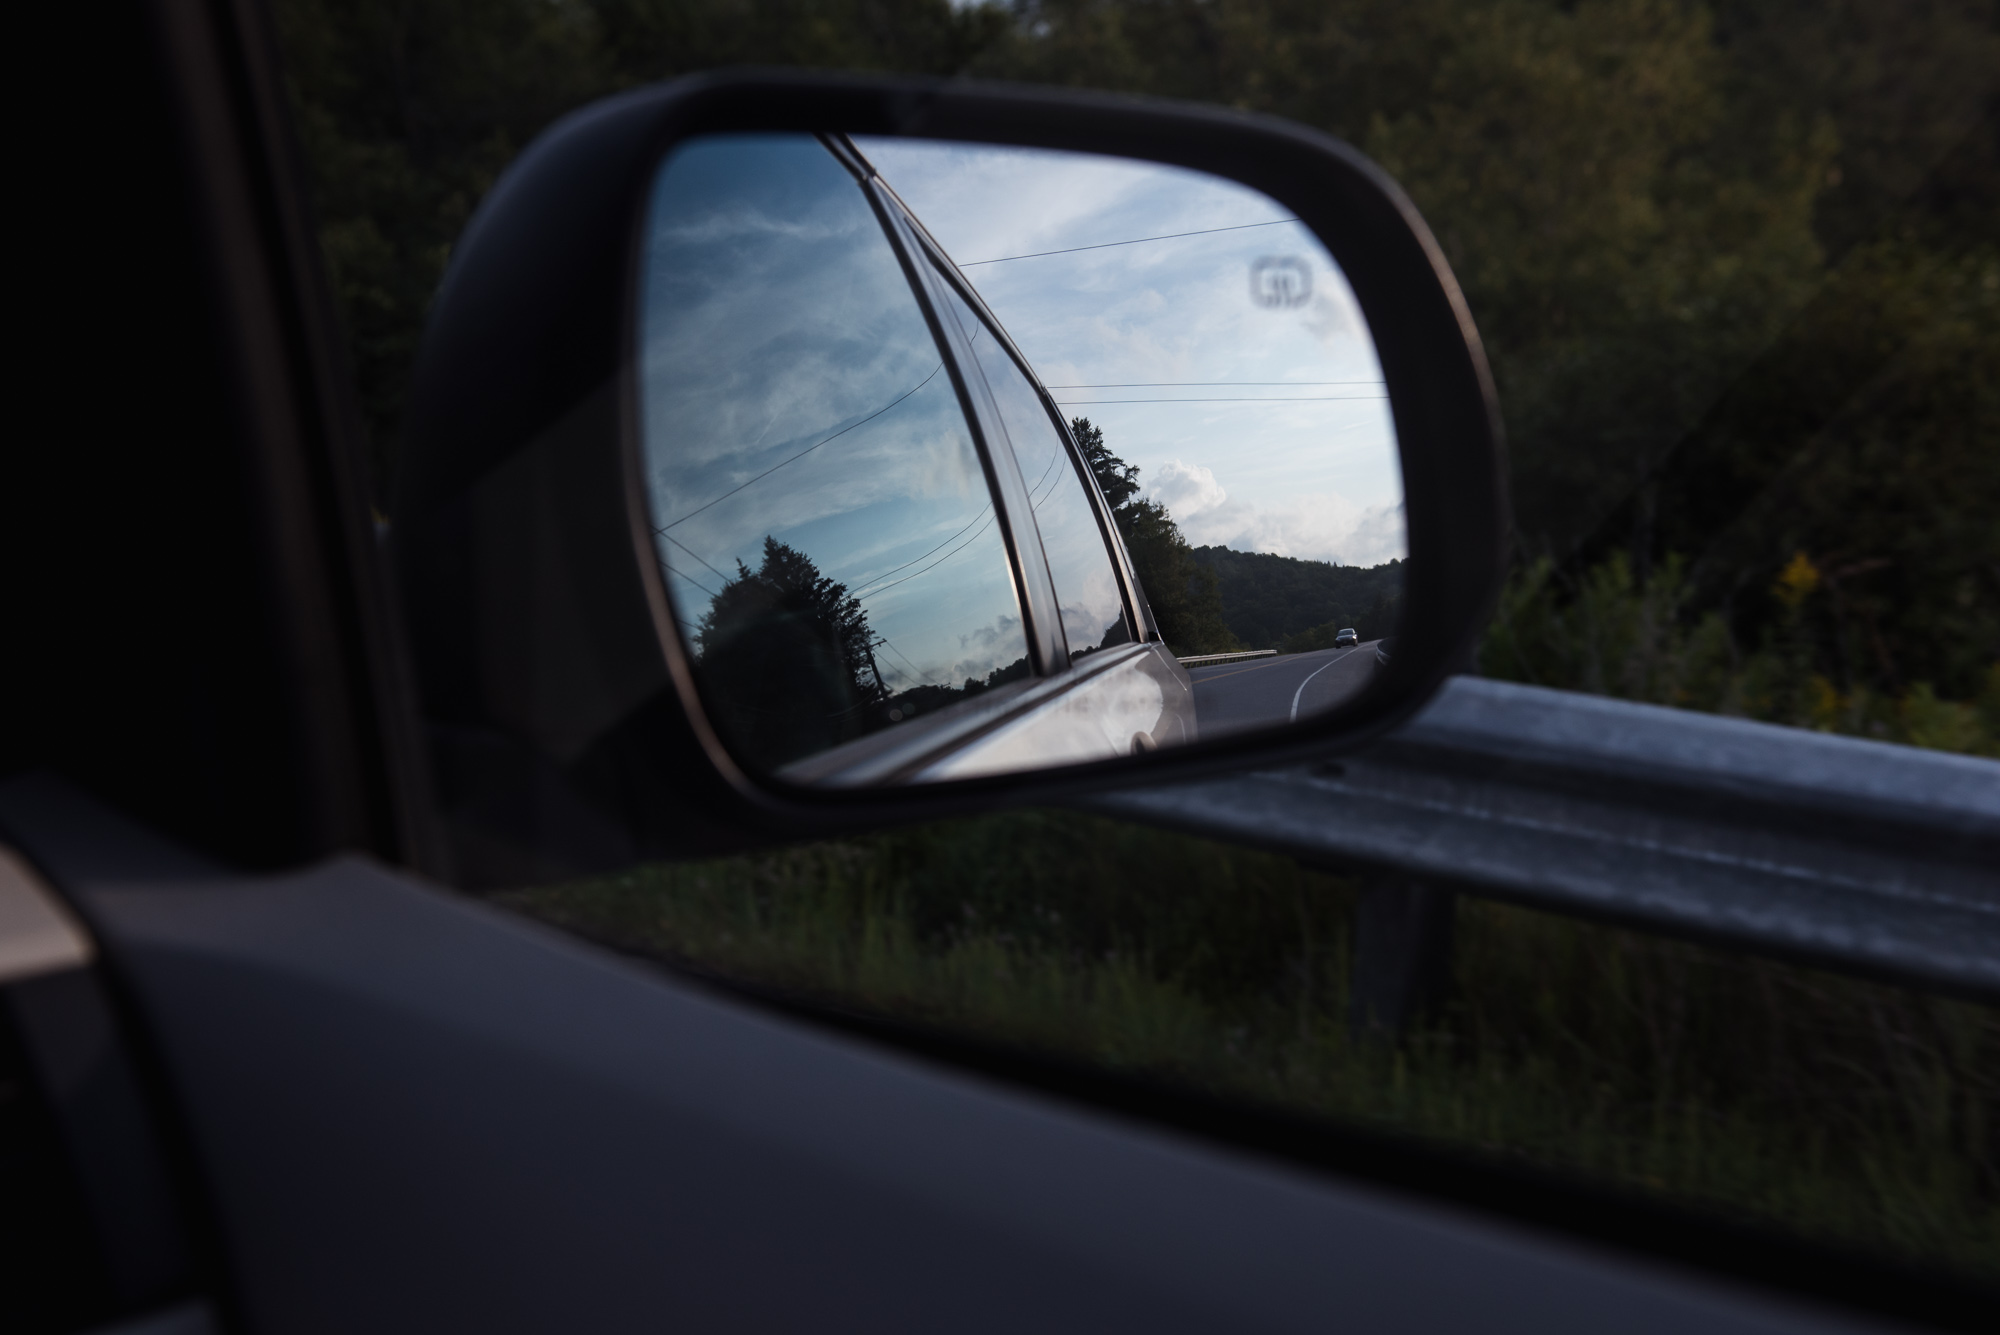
637;133;1404;785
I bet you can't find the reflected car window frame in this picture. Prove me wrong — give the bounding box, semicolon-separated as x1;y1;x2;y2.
636;132;1035;773
857;144;1155;669
935;255;1140;659
975;271;1156;654
848;167;1067;676
814;139;1066;687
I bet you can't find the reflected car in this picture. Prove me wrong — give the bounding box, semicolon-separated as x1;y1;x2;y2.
1334;627;1359;648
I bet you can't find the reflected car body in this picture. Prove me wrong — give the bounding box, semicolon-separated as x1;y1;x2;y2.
783;639;1194;785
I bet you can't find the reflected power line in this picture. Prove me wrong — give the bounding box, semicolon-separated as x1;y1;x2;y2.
958;218;1302;266
656;362;944;532
857;512;999;601
849;505;993;598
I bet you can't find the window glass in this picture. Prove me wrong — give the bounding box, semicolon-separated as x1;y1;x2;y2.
934;276;1133;657
638;136;1027;773
289;2;2000;1291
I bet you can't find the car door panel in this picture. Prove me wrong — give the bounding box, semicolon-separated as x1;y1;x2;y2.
0;775;1874;1334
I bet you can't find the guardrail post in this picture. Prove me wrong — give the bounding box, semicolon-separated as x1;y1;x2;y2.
1349;879;1456;1039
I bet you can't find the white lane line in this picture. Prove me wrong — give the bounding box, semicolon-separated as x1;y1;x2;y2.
1289;648;1353;723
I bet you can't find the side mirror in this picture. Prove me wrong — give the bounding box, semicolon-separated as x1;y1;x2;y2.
391;73;1506;883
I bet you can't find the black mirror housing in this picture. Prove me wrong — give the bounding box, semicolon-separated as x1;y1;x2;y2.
391;71;1507;886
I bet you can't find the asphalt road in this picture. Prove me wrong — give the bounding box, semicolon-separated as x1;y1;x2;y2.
1187;642;1380;736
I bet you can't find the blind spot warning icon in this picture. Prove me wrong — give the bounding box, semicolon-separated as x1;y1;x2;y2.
1250;256;1312;308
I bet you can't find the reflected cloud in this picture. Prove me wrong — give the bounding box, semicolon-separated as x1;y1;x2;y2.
1148;459;1229;518
1180;496;1407;569
951;614;1027;685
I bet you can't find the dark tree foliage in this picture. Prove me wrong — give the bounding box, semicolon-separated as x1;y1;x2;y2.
1189;547;1404;649
276;0;1998;703
1279;597;1399;654
1116;501;1241;656
1070;416;1139;509
1072;417;1239;656
275;0;1004;490
275;0;613;488
695;536;886;769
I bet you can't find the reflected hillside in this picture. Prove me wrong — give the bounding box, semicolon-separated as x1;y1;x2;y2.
1076;419;1403;660
1191;548;1403;651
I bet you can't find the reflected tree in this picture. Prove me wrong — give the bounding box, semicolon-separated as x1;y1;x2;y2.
1072;417;1240;657
695;537;887;769
1073;415;1141;509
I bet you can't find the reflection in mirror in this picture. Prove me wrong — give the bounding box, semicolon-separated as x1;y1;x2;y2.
862;138;1404;742
638;133;1403;786
639;135;1027;775
929;273;1134;658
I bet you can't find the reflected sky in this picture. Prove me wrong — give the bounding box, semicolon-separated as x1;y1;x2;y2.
858;140;1405;568
639;135;1027;695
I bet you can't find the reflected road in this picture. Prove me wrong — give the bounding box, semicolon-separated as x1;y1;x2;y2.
1187;643;1379;735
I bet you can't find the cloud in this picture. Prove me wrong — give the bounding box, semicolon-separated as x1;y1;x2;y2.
949;614;1028;684
1144;459;1404;568
1147;459;1228;517
1176;495;1406;568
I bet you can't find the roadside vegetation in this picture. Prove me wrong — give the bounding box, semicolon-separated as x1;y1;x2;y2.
503;810;2000;1279
1486;552;2000;756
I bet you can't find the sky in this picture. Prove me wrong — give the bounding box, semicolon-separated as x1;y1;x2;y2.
640;136;1029;693
855;138;1406;568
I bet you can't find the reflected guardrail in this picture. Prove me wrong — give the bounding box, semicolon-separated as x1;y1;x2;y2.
1176;649;1279;667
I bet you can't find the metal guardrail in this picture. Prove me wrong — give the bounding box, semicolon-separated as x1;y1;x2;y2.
1176;649;1279;667
1091;676;2000;1003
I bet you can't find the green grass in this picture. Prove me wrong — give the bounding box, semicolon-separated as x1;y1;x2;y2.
500;809;2000;1280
